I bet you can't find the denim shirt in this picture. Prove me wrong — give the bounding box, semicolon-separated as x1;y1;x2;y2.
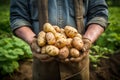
10;0;108;34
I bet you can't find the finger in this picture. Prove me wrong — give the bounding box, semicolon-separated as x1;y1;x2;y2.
36;47;41;53
70;51;89;62
33;53;55;62
58;58;70;63
82;47;86;52
31;41;41;53
82;46;88;52
33;53;49;60
40;57;55;62
33;45;41;53
70;57;83;62
65;58;70;62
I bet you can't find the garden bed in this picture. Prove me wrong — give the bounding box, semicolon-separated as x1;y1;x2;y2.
2;51;120;80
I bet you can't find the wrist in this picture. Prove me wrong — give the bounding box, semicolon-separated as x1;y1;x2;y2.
14;26;37;45
83;24;104;43
82;36;91;42
28;35;37;46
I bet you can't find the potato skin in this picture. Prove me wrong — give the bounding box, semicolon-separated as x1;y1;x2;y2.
66;38;73;48
37;37;46;47
55;38;67;48
60;28;66;37
53;26;61;32
72;37;84;50
46;45;59;56
75;33;82;39
41;46;46;54
64;26;78;38
37;31;46;47
58;46;69;59
46;32;56;45
70;48;80;58
38;31;46;38
43;23;56;34
55;32;66;40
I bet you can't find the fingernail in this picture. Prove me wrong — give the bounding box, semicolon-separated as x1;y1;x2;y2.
37;48;40;52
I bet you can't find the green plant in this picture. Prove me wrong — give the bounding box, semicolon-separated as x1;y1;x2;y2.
0;4;32;75
0;34;32;74
90;45;113;64
89;7;120;66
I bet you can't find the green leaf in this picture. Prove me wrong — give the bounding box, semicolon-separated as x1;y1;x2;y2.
1;61;19;74
13;48;24;55
4;50;18;60
3;44;13;49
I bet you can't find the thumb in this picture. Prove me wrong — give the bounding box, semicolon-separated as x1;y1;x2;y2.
31;39;41;53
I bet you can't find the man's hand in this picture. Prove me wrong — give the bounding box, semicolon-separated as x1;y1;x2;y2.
58;37;91;63
58;51;89;63
82;37;92;52
30;38;54;62
65;37;91;63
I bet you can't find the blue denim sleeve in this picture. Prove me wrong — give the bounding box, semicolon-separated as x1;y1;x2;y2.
10;0;32;32
86;0;109;29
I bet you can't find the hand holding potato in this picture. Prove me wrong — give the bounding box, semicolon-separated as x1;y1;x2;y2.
30;38;41;53
36;23;90;63
69;51;89;62
31;37;54;62
59;51;89;63
82;37;92;52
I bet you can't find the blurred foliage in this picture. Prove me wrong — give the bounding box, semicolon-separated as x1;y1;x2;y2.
106;0;120;6
96;7;120;51
0;0;10;5
0;3;10;33
90;7;120;67
0;3;32;75
0;34;32;74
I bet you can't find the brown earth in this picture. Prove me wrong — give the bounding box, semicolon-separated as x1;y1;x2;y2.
1;51;120;80
90;50;120;80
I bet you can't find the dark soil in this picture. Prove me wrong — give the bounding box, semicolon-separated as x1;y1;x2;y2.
1;51;120;80
90;50;120;80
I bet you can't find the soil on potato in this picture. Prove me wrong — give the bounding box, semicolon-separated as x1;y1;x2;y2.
1;51;120;80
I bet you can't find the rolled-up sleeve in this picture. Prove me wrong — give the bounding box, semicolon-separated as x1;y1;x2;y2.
86;0;109;29
10;0;32;32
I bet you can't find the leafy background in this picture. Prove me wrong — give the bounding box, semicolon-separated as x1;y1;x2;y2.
0;0;120;75
0;1;32;74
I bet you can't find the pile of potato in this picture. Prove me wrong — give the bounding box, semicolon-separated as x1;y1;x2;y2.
37;23;84;59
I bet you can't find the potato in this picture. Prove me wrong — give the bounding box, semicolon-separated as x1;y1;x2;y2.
41;46;46;54
75;33;82;39
60;28;65;33
58;46;69;59
43;23;56;34
72;37;84;50
37;31;46;47
55;38;67;48
53;25;61;32
37;37;46;47
70;48;80;58
55;32;66;40
60;28;67;37
64;26;78;38
66;38;73;48
46;32;56;45
38;31;46;38
46;45;59;56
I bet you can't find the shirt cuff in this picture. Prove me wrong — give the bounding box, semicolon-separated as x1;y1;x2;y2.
11;19;32;32
86;17;108;30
